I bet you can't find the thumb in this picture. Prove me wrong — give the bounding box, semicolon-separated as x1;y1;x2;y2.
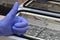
3;2;19;21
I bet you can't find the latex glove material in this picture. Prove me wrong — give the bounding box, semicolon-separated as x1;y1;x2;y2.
37;0;47;3
13;16;28;35
0;2;28;36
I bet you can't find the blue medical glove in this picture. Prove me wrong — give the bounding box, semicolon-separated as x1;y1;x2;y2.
0;2;28;36
37;0;47;3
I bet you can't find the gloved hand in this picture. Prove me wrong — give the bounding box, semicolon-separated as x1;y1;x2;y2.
0;2;28;36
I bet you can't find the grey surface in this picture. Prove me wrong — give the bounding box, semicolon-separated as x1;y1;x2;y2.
38;28;60;40
0;0;18;4
20;12;60;40
25;24;44;36
28;1;60;13
25;24;60;40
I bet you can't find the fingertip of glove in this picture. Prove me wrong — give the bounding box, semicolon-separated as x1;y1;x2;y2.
12;2;19;10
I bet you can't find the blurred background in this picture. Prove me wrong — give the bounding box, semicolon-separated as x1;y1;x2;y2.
0;0;25;15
